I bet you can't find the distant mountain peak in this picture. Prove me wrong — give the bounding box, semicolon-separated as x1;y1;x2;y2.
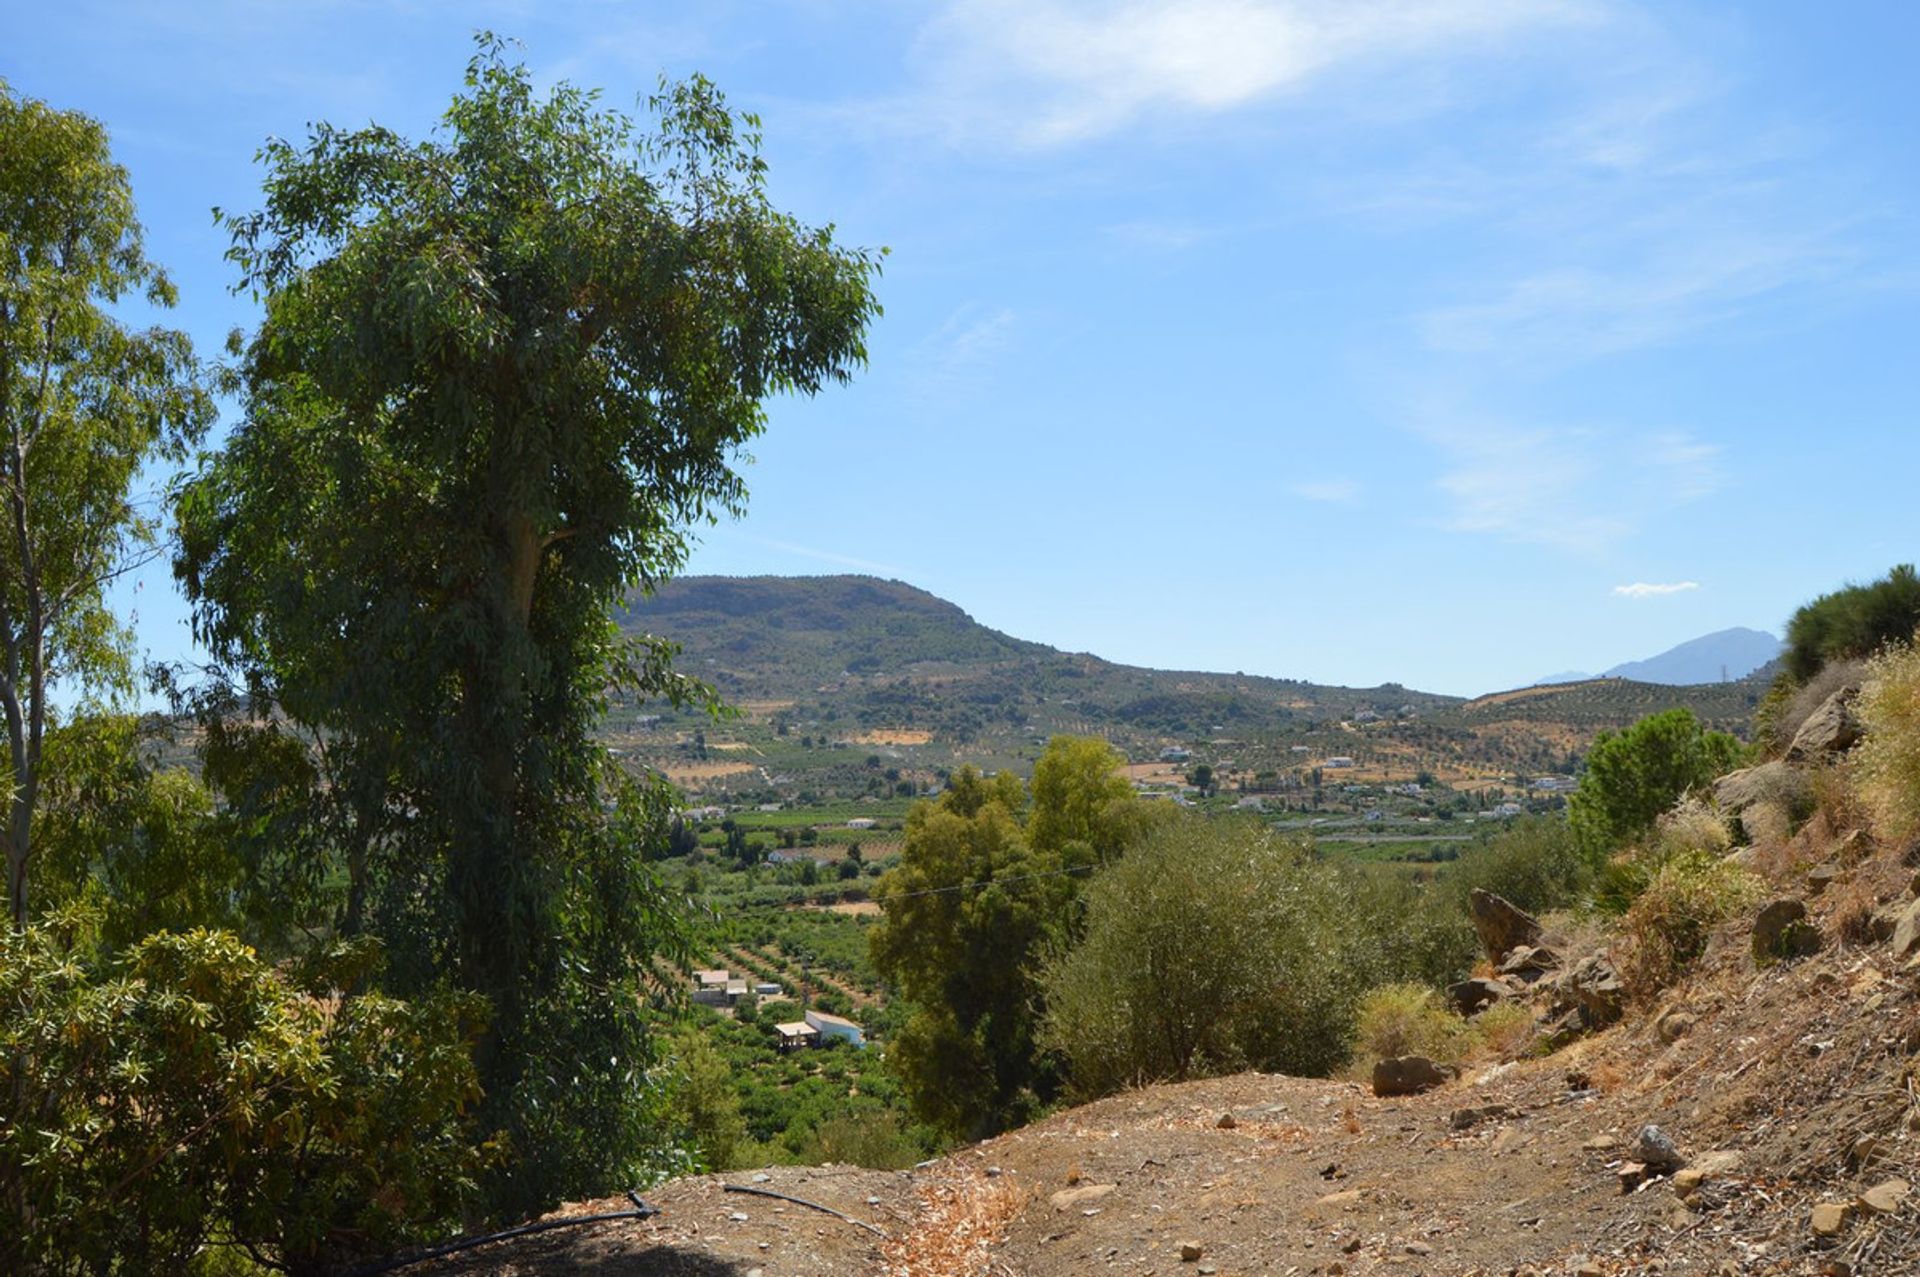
1534;626;1781;689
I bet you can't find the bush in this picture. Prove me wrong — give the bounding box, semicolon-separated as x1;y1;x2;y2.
1615;852;1763;1001
1784;564;1920;682
1569;709;1743;860
0;915;484;1275
1854;643;1920;846
1039;818;1456;1099
1351;983;1463;1063
1448;817;1591;916
799;1110;923;1169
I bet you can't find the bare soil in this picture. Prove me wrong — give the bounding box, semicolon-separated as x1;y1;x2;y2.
418;827;1920;1276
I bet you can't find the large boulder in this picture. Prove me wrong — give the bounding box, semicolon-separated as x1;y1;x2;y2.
1559;954;1625;1027
1752;897;1823;962
1498;944;1560;983
1788;686;1864;761
1372;1055;1451;1097
1892;898;1920;961
1469;889;1543;965
1712;762;1810;825
1447;977;1514;1016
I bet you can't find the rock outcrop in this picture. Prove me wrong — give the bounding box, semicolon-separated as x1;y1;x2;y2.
1372;1055;1450;1097
1752;897;1823;961
1787;686;1863;761
1469;889;1543;965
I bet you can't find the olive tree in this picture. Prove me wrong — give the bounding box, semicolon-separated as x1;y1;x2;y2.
0;82;214;927
176;39;880;1213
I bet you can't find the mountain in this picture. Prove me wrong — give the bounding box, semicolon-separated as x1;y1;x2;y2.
1532;626;1782;689
1602;626;1782;685
619;574;1453;740
612;576;1767;802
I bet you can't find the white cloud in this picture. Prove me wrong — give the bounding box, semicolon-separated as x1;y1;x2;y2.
1613;581;1700;597
1290;478;1359;502
899;0;1599;147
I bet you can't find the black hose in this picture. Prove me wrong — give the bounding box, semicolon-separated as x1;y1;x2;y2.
342;1191;658;1276
721;1182;889;1238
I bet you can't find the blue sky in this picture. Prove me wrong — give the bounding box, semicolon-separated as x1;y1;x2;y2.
8;1;1918;696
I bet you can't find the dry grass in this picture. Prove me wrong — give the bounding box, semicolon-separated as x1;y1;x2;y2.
1775;657;1873;751
1652;797;1734;860
853;729;935;746
1351;983;1464;1064
880;1168;1029;1277
1830;875;1882;948
1616;852;1765;1003
1855;644;1920;847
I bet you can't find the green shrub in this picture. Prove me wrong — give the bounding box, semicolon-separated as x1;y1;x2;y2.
1569;709;1743;860
0;915;484;1275
799;1110;922;1169
1854;643;1920;846
1448;817;1591;916
1784;564;1920;682
1039;818;1450;1099
1616;852;1763;1001
1351;983;1463;1063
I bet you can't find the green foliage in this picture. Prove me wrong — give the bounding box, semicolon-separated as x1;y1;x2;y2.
1027;734;1154;865
34;717;243;949
1784;564;1920;682
1853;642;1920;846
1351;983;1464;1064
1568;709;1742;860
871;765;1062;1139
0;81;215;925
1038;818;1460;1100
0;915;484;1275
666;1028;746;1172
1615;851;1763;1001
173;38;877;1217
799;1110;922;1170
1446;816;1591;916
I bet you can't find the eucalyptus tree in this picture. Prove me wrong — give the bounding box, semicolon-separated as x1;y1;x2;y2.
176;39;881;1210
0;82;214;927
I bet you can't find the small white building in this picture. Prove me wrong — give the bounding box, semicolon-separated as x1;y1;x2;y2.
805;1009;866;1048
846;817;878;830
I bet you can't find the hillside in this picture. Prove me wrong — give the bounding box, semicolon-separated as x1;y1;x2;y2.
610;576;1769;812
419;794;1920;1276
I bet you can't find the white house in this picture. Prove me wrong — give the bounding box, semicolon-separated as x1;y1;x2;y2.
805;1009;866;1048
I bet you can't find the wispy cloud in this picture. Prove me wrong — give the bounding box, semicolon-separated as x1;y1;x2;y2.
1290;478;1359;502
1613;580;1700;597
891;0;1599;147
899;304;1020;401
1418;231;1859;361
743;536;914;579
1420;416;1723;553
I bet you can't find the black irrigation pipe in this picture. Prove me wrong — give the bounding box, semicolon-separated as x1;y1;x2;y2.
722;1182;889;1238
343;1191;658;1276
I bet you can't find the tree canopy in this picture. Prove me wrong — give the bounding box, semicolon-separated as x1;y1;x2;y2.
0;81;214;926
1783;564;1920;682
175;39;881;1215
1568;708;1742;858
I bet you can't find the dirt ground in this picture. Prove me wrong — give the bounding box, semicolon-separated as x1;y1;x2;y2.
415;827;1920;1276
